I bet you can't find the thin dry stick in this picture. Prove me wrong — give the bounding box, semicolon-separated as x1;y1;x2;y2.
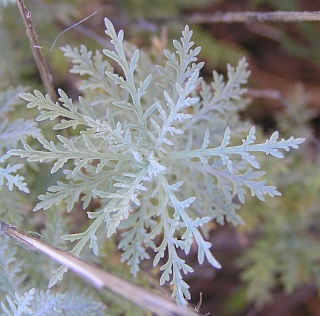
53;11;114;52
16;0;57;101
186;11;320;24
0;221;197;316
49;7;105;52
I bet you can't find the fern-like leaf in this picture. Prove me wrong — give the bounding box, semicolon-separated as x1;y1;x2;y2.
9;18;305;307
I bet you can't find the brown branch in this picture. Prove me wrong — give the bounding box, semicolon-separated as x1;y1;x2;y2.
140;11;320;26
16;0;57;101
186;11;320;24
113;11;320;33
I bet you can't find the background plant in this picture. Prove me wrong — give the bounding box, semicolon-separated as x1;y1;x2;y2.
237;83;320;308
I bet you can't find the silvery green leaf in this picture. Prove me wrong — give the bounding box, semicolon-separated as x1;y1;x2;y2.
8;17;306;308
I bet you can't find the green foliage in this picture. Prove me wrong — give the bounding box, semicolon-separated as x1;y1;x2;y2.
0;81;107;314
0;235;106;316
0;238;27;297
0;85;41;217
1;287;106;316
240;162;320;306
6;17;304;309
238;84;320;307
0;0;15;6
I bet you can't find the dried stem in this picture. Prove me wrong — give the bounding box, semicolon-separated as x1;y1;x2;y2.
138;11;320;26
0;220;196;316
16;0;57;101
186;11;320;24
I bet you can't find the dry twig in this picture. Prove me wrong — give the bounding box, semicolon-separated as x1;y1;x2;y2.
185;11;320;24
16;0;57;101
0;220;197;316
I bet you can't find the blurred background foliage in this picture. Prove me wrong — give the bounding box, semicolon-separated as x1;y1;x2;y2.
1;0;320;315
